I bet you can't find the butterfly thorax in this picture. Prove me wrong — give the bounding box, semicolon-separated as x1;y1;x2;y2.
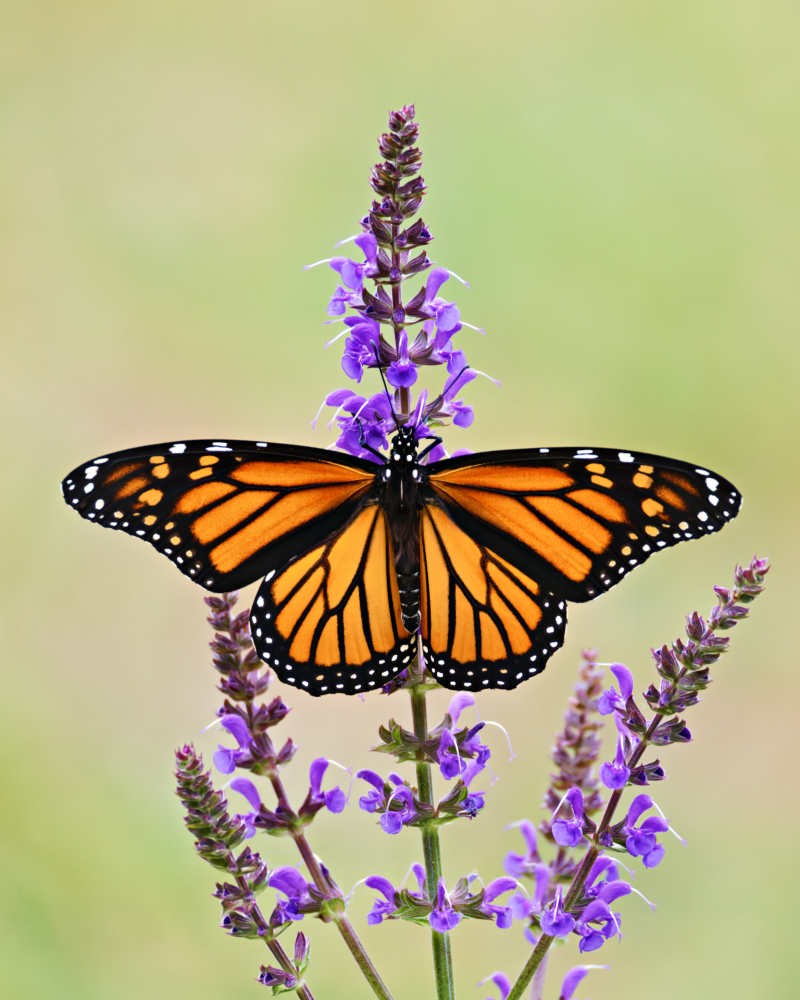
381;427;425;633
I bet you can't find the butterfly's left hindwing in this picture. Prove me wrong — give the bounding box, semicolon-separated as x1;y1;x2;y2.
418;504;567;691
61;440;377;591
249;505;413;696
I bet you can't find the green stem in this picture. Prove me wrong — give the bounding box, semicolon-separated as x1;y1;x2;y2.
410;665;457;1000
268;772;396;1000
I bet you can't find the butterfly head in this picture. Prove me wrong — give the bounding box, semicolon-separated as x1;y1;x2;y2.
384;426;421;484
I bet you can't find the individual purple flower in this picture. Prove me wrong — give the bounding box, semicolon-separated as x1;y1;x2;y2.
478;877;517;929
551;788;587;848
599;735;631;790
333;392;394;460
229;777;261;838
356;770;386;813
213;714;251;774
340;318;381;382
421;268;462;335
307;758;346;814
584;856;622;899
477;972;511;1000
364;875;399;925
386;328;418;388
539;885;575;938
429;878;462;933
559;965;609;1000
380;784;416;834
597;663;635;716
575;899;620;953
503;820;541;878
507;890;534;921
269;866;314;923
624;795;669;868
437;728;466;780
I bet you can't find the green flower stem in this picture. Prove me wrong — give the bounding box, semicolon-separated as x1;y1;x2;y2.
410;664;457;1000
506;715;660;1000
267;770;397;1000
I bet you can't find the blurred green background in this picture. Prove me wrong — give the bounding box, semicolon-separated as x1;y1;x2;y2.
1;1;797;997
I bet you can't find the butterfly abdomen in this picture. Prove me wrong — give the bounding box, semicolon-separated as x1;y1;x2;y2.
397;571;421;633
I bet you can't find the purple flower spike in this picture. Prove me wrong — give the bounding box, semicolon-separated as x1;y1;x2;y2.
551;788;586;848
364;875;398;925
429;878;462;933
479;878;518;929
559;965;609;1000
479;971;511;1000
599;736;631;790
540;885;575;938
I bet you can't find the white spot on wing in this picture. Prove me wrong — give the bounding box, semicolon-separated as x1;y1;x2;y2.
618;452;635;463
170;443;187;454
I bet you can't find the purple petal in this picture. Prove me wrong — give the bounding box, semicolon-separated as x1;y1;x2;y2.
559;966;594;1000
386;361;418;388
447;692;474;727
484;972;511;1000
643;844;666;868
308;757;328;796
341;353;364;382
435;302;461;333
430;907;462;933
364;876;397;902
599;760;631;790
220;714;250;748
325;388;357;406
540;910;575;937
424;267;450;303
610;662;634;701
354;232;378;265
626;794;654;828
213;747;236;774
508;890;533;920
380;812;404;834
325;787;346;813
551;820;584;848
356;770;385;792
596;880;631;904
450;448;475;458
269;867;308;898
425;443;448;463
483;878;518;903
229;777;262;812
565;787;585;821
412;864;427;893
533;864;550;909
340;260;363;290
452;403;474;428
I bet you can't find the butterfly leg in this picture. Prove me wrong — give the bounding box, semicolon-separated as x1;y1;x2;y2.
417;436;443;462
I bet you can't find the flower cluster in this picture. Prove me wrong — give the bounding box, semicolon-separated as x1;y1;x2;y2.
497;557;769;978
308;105;493;462
361;691;491;834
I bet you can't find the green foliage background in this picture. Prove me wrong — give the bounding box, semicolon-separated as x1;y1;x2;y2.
1;2;797;997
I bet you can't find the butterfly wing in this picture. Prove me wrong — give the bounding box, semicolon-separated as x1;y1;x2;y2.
419;503;568;691
249;504;413;696
425;446;742;603
62;440;378;591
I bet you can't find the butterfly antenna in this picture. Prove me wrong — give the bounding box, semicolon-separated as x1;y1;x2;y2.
372;341;401;433
428;364;470;413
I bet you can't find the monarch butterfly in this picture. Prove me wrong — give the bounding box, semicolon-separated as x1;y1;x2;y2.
62;431;741;696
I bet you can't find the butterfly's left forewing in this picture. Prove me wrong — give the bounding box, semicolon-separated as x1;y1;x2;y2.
250;505;413;696
62;440;377;591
